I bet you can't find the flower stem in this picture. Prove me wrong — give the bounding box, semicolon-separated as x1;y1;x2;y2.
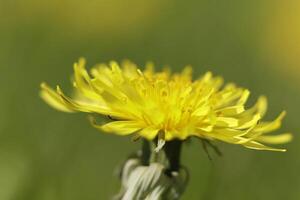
141;139;151;166
164;140;182;174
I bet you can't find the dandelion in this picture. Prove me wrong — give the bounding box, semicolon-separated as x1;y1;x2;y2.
40;58;291;151
40;58;292;199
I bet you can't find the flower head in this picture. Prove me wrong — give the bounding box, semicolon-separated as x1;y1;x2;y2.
40;58;292;151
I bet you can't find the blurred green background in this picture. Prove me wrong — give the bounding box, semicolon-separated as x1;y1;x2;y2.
0;0;299;199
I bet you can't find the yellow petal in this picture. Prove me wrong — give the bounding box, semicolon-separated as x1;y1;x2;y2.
237;90;250;105
253;111;286;133
216;117;239;127
237;114;261;129
256;133;293;144
192;105;210;117
240;96;268;117
40;83;75;112
216;105;245;116
243;141;286;152
56;86;117;116
139;127;159;140
256;96;268;117
197;125;214;132
205;128;244;144
94;120;143;135
73;58;102;100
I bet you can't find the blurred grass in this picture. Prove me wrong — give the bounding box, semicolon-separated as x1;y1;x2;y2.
0;0;299;199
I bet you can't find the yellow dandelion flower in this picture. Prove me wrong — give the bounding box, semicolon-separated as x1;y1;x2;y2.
40;58;292;151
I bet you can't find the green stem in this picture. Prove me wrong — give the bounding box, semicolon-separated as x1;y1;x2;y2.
164;140;182;174
141;139;151;165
